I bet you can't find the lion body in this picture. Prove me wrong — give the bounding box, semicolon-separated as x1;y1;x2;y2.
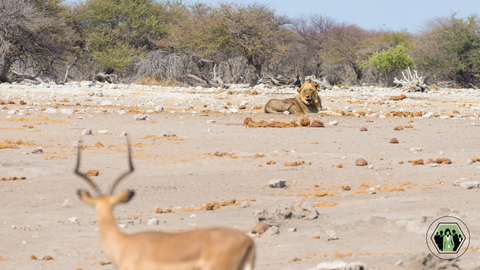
264;80;323;114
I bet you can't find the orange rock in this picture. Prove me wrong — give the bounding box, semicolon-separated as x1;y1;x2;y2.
309;120;324;127
394;126;404;131
266;160;276;165
86;170;99;176
300;118;311;126
239;105;246;110
389;138;399;144
355;158;368;166
252;222;270;234
360;127;367;132
336;163;342;168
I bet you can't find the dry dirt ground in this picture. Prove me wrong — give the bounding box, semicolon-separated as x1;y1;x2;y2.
1;82;480;270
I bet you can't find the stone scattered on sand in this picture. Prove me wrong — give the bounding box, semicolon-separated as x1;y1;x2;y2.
408;252;459;270
155;106;164;113
134;114;148;120
453;180;479;189
355;158;368;166
241;201;250;208
120;131;127;136
118;224;127;229
287;227;297;233
68;217;77;223
86;170;99;176
310;120;324;127
300;118;311;126
98;130;109;134
316;261;367;270
62;199;74;208
32;147;43;154
252;222;270;234
265;226;279;236
268;179;286;188
147;218;159;225
360;126;367;132
395;260;404;267
45;108;58;114
100;100;112;106
367;187;376;194
162;132;176;137
466;159;474;164
119;110;126;115
389;138;399;144
82;129;92;135
326;229;338;241
329;120;338;126
206;120;216;123
283;111;289;115
254;200;318;227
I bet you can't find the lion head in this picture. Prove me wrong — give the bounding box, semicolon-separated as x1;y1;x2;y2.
297;79;319;105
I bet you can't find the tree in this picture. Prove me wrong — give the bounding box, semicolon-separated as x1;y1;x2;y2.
412;13;480;86
70;0;181;73
0;0;71;82
368;45;415;86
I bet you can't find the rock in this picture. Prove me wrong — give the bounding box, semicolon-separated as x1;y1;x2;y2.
45;108;58;114
360;126;367;132
68;217;77;222
408;252;459;270
82;129;92;135
98;130;109;134
205;128;212;132
60;108;74;114
241;201;250;208
316;261;347;270
134;114;147;120
367;165;373;169
310;120;324;127
162;132;176;137
395;260;404;267
254;200;318;227
300;118;311;126
460;181;479;189
206;120;216;123
7;110;16;115
367;187;376;194
155;106;163;113
229;108;238;113
329;120;338;126
147;218;159;225
409;147;423;152
355;158;368;166
252;222;270;234
265;226;279;236
467;159;474;164
86;170;99;176
389;138;399;144
119;110;126;115
118;224;127;229
62;199;74;208
1;188;13;192
120;131;127;136
287;227;297;233
326;229;338;240
100;100;112;106
283;111;289;115
268;179;286;188
32;147;43;154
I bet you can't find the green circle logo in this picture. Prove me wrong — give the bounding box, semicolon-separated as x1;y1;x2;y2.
426;216;470;259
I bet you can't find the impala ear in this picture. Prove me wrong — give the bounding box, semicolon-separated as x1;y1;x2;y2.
111;190;135;205
77;189;96;205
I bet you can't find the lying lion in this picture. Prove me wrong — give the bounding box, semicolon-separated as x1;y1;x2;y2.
265;79;323;114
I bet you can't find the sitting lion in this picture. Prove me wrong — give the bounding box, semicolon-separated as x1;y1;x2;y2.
265;79;323;114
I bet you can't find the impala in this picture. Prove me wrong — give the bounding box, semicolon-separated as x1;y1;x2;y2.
75;138;255;270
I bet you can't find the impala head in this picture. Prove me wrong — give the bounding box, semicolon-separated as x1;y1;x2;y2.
75;137;135;208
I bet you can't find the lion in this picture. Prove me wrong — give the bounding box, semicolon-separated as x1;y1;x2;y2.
264;79;323;114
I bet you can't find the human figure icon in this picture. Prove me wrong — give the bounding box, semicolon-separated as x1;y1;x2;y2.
443;229;455;251
434;230;443;250
453;230;461;251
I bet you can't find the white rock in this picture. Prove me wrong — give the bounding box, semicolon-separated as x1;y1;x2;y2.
241;201;250;208
205;128;212;132
395;260;404;267
440;115;450;119
329;120;338;126
471;123;476;126
100;100;112;106
147;218;159;225
68;217;77;222
409;147;423;152
460;181;480;189
62;199;74;208
120;131;127;136
326;229;338;240
268;179;286;188
98;130;109;134
206;120;216;123
283;111;290;115
229;108;238;113
367;165;373;169
431;163;439;167
32;147;43;154
367;187;376;194
119;110;126;115
134;114;147;120
7;110;16;115
240;101;248;106
288;227;297;233
316;261;347;270
155;106;163;113
345;106;351;110
82;129;92;135
265;226;279;236
118;224;127;229
190;214;196;218
45;108;58;114
467;159;474;164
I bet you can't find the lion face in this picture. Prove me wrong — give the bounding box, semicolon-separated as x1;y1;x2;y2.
297;79;319;105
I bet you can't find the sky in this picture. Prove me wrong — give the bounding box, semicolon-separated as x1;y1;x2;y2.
64;0;480;33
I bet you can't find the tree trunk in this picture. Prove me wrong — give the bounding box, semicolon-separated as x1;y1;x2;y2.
247;56;261;86
0;58;12;82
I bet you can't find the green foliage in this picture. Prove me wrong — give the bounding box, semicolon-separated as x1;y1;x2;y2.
71;0;179;71
378;29;415;50
413;13;480;85
430;84;440;90
368;45;415;86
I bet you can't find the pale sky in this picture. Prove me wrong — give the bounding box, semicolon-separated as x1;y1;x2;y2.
64;0;480;33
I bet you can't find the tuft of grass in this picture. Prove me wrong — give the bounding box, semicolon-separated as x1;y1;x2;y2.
430;84;440;90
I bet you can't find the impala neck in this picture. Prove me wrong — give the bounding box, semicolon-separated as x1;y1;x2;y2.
95;203;127;265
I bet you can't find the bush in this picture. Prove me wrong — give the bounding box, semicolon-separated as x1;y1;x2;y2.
134;50;192;84
368;45;415;86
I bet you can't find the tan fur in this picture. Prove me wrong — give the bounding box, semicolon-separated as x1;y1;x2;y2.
265;79;323;114
78;184;255;270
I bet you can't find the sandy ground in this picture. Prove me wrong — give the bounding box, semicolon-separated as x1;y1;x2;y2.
1;82;480;270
